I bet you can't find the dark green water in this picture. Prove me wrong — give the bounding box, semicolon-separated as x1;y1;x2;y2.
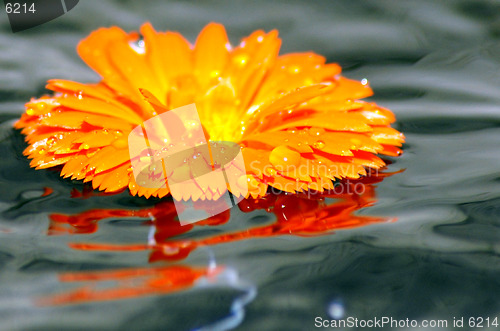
1;1;500;330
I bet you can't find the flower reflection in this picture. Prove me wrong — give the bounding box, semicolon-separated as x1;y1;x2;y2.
41;172;395;305
39;265;220;306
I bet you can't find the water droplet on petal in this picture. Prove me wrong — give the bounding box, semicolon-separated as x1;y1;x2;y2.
264;167;277;176
269;146;301;169
237;175;260;190
313;141;325;150
309;128;325;136
112;138;128;149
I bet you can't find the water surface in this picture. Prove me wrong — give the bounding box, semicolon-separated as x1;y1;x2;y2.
1;1;500;330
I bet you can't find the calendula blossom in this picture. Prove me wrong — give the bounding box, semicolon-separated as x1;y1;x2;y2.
15;23;404;200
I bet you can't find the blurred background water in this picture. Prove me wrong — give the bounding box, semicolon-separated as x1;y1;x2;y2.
1;0;500;330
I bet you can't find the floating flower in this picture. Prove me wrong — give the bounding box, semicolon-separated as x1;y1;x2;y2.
15;23;404;200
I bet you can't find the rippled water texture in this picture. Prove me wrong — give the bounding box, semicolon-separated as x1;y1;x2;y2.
1;1;500;330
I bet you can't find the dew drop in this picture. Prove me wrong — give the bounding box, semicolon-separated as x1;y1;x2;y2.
112;138;128;149
313;141;325;149
237;175;260;190
264;167;277;176
269;146;301;168
309;128;325;136
234;54;248;66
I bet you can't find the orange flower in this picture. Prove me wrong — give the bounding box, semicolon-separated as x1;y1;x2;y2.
15;23;404;200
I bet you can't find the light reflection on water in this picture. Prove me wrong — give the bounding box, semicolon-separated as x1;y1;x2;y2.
2;0;500;330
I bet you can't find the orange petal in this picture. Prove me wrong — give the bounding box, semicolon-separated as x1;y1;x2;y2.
194;23;230;89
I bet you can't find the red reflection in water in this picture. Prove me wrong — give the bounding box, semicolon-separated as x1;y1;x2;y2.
39;265;220;306
41;187;54;197
42;173;395;305
49;175;392;260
